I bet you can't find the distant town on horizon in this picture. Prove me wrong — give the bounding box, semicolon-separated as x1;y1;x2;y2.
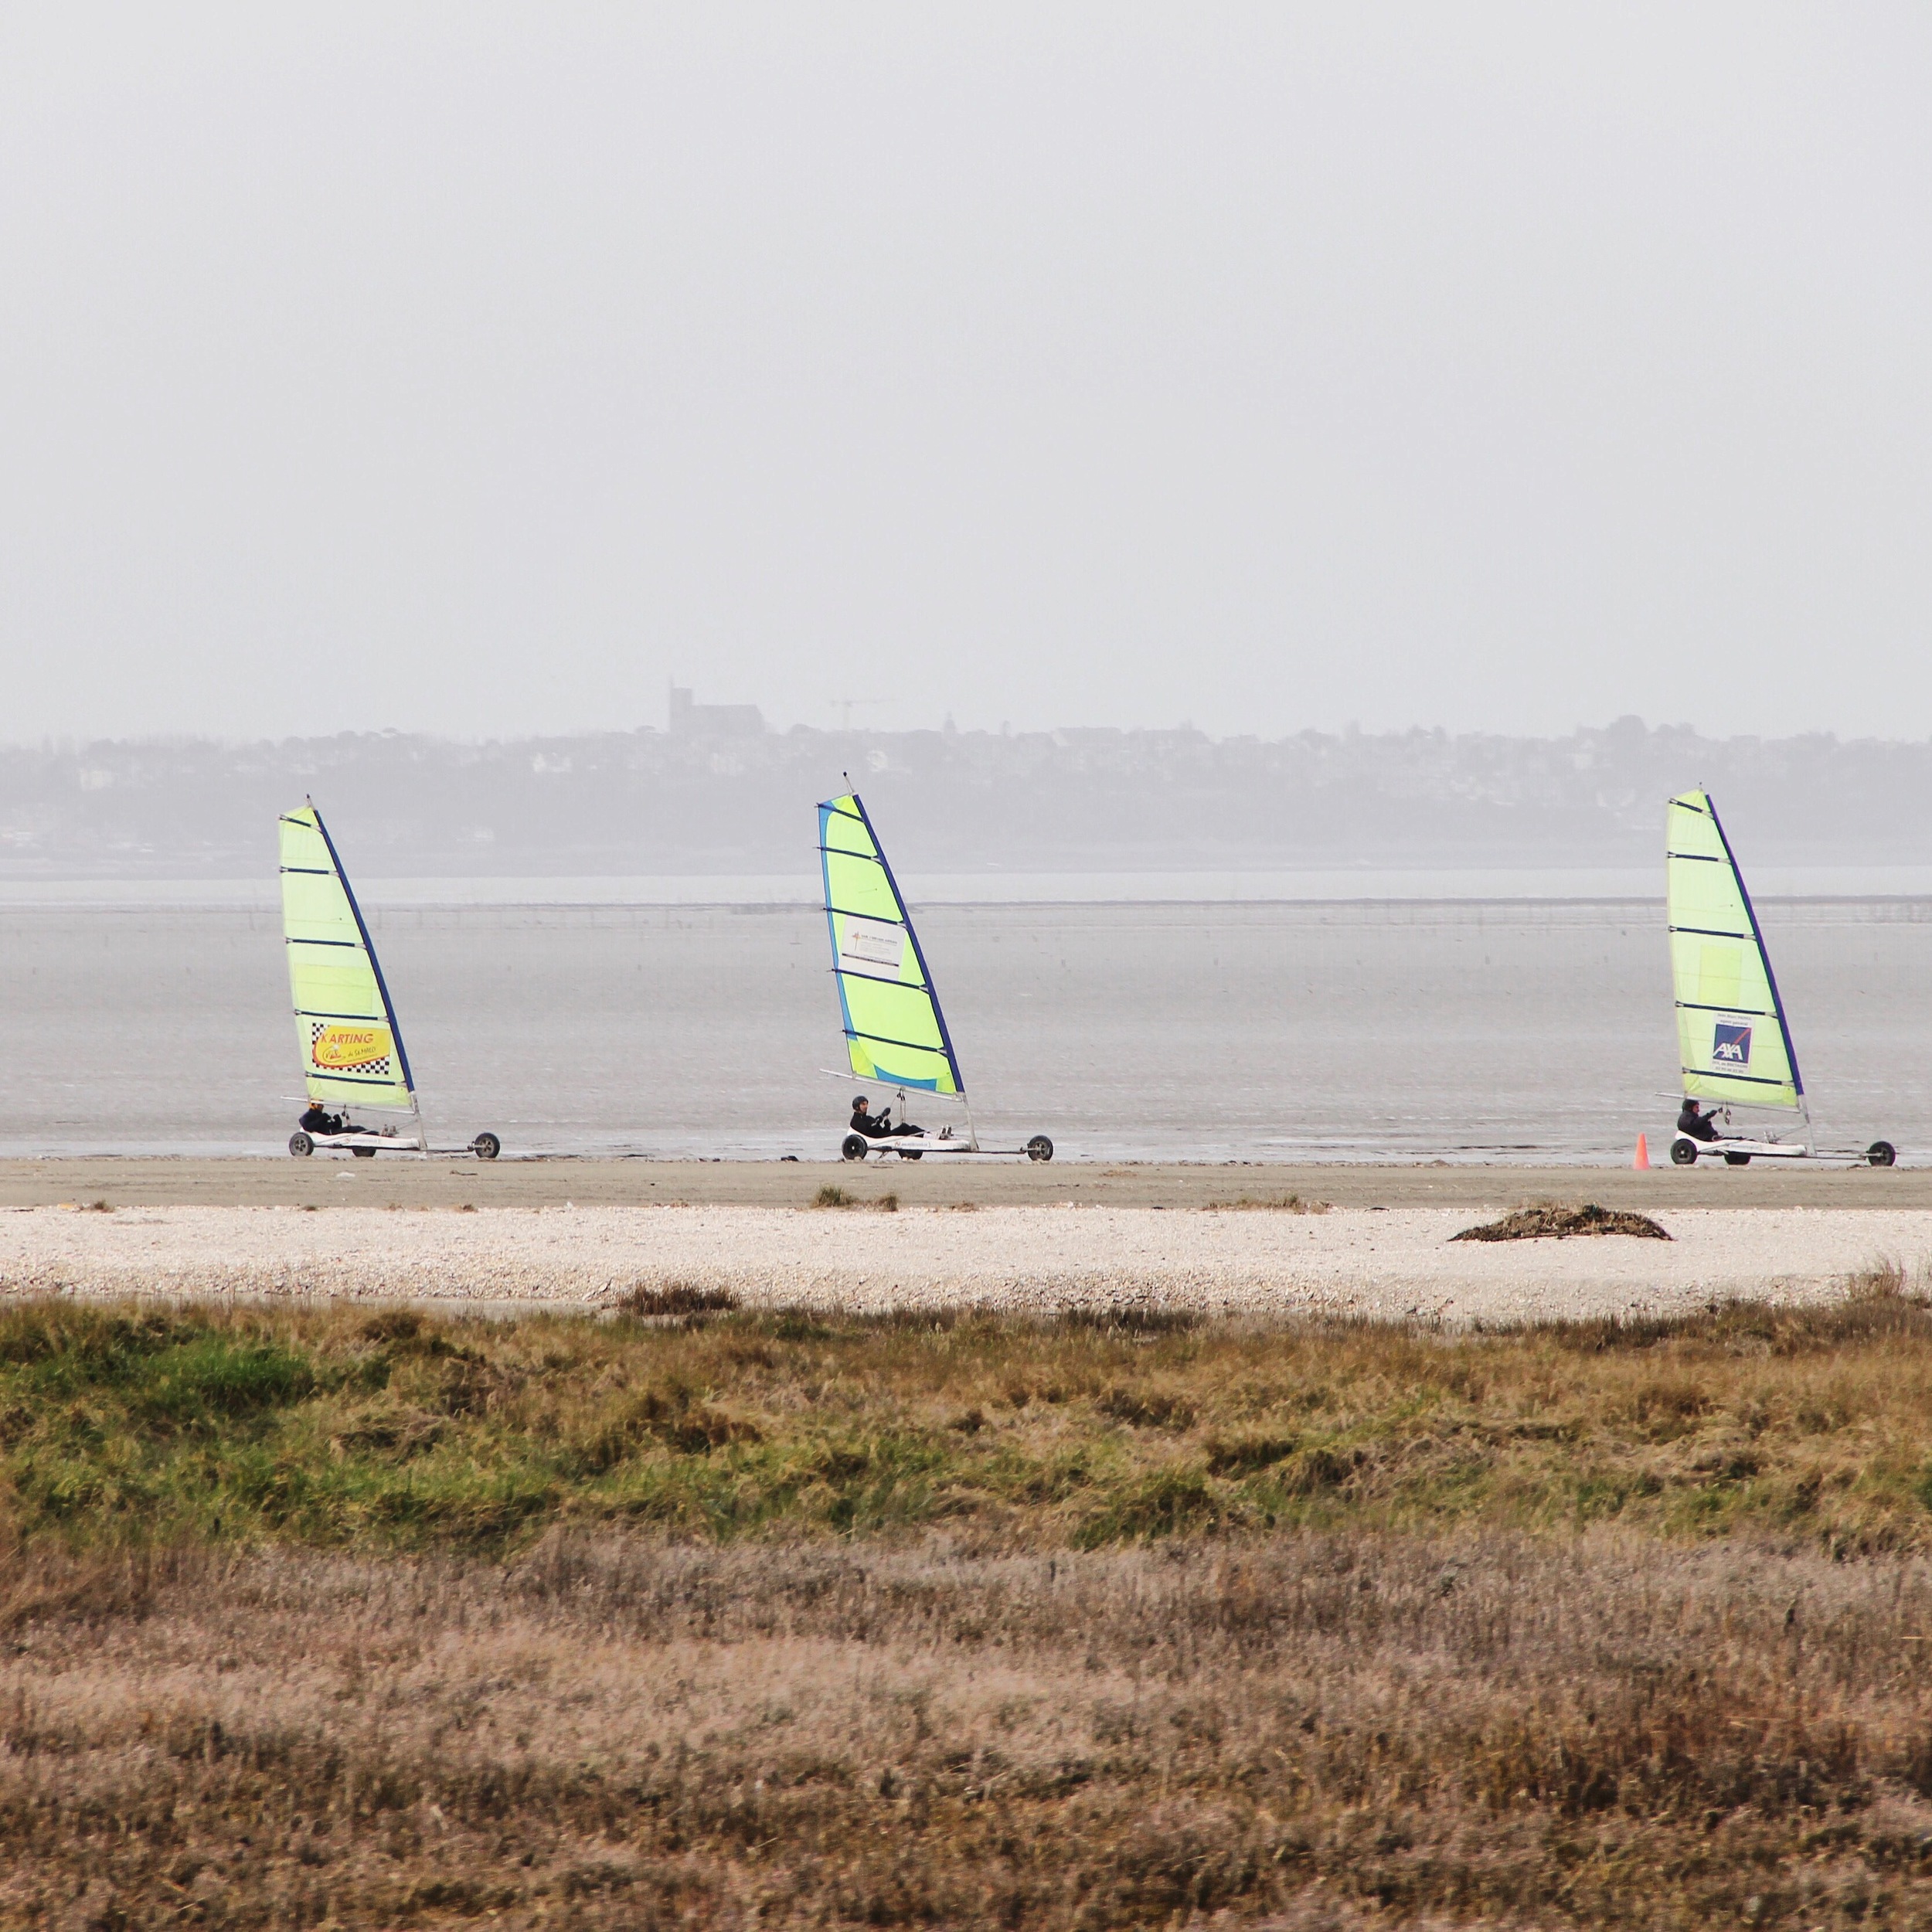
5;696;1930;880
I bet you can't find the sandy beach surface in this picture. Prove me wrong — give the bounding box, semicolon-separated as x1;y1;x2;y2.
1;1156;1924;1212
2;1197;1924;1322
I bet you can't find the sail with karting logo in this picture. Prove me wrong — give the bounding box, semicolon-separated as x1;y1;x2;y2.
818;789;963;1096
1665;788;1802;1114
279;801;420;1120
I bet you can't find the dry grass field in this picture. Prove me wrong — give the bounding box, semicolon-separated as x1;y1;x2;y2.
9;1278;1932;1926
11;1534;1932;1929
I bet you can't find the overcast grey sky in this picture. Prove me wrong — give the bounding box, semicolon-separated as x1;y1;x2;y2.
2;4;1927;744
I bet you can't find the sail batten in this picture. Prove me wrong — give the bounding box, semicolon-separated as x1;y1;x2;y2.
280;801;417;1113
1666;789;1803;1112
818;790;964;1096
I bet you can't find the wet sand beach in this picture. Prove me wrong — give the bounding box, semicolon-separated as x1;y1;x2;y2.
1;1156;1924;1213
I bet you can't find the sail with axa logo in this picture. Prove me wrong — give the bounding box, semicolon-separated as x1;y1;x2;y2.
1664;789;1893;1167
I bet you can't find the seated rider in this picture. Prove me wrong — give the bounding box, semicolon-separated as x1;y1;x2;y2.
300;1103;367;1138
851;1094;921;1140
1677;1097;1720;1143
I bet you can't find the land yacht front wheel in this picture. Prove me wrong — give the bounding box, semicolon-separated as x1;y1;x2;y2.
471;1132;501;1161
1869;1141;1897;1167
1026;1135;1054;1162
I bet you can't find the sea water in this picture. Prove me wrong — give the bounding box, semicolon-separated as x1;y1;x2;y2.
3;891;1929;1162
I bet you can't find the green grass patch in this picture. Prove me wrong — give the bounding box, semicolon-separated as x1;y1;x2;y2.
7;1293;1932;1557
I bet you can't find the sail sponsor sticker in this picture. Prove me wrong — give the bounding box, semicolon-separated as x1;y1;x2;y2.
1711;1021;1753;1067
839;917;908;979
310;1022;395;1073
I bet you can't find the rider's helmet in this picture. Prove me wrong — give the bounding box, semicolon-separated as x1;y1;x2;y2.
852;1095;869;1111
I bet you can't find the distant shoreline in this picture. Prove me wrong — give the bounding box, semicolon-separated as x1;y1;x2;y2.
9;865;1932;910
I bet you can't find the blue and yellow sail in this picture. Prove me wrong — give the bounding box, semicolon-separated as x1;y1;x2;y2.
818;791;964;1095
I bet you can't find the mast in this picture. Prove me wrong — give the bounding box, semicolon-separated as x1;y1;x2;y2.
1702;791;1808;1151
843;783;968;1109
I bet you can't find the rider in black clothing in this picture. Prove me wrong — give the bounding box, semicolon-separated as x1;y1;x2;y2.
301;1104;372;1138
1677;1098;1721;1143
852;1095;921;1140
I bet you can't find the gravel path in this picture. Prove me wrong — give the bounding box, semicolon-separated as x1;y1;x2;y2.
2;1204;1926;1321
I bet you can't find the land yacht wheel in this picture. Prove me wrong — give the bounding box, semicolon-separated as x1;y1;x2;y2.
352;1145;377;1158
471;1132;501;1161
1026;1134;1054;1162
289;1131;313;1157
1669;1138;1698;1166
841;1134;867;1162
1723;1151;1751;1165
900;1149;922;1161
1869;1141;1897;1167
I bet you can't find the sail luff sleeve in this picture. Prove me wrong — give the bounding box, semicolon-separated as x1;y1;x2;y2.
1665;790;1801;1111
309;804;417;1097
279;805;416;1112
1704;792;1804;1102
817;793;964;1095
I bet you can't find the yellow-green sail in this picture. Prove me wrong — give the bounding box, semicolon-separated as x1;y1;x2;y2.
818;791;963;1095
279;801;417;1114
1666;789;1803;1111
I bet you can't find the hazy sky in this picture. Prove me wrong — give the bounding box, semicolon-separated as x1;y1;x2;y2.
3;5;1928;743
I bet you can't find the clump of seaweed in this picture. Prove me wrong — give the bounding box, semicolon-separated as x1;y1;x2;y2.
1451;1202;1670;1243
1202;1194;1332;1214
811;1186;898;1213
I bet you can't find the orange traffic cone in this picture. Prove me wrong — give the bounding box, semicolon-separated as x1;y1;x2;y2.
1633;1133;1651;1171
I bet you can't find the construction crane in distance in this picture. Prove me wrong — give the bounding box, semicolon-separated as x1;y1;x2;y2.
828;699;886;731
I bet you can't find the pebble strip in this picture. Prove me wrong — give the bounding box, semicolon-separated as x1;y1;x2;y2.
2;1204;1928;1321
